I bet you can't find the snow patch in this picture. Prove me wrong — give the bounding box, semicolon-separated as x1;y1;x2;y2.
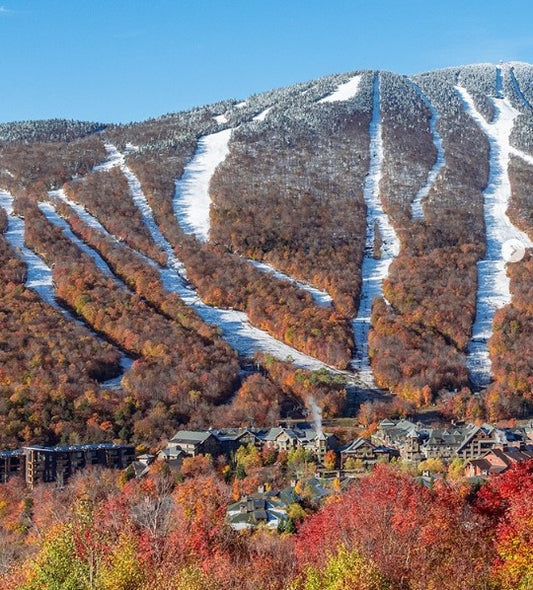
235;101;247;109
457;75;533;388
173;129;232;242
214;114;228;124
318;75;362;104
253;106;272;122
351;74;400;386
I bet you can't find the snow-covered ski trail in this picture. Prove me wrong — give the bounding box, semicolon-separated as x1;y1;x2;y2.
456;68;533;388
173;129;233;242
253;107;272;122
172;126;334;305
0;190;68;314
0;190;132;388
408;81;446;220
351;73;400;386
97;144;342;373
318;75;362;103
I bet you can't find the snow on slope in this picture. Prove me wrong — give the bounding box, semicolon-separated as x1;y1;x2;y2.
253;106;272;122
173;129;233;242
351;74;401;386
409;81;446;220
0;190;67;313
318;75;362;103
95;144;338;372
0;190;132;388
214;114;228;124
509;66;533;111
457;69;533;388
248;260;333;307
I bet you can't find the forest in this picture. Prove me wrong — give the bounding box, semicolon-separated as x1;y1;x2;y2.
0;458;530;589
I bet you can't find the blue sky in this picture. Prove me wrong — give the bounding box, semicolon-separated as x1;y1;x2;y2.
0;0;532;123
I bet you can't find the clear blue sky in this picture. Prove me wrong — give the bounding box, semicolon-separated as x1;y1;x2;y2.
1;0;532;124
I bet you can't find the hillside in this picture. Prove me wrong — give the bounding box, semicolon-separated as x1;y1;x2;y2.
1;62;533;447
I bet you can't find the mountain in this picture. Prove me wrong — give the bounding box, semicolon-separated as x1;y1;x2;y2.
0;62;532;447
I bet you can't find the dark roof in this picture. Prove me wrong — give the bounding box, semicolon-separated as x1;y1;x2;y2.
170;431;213;444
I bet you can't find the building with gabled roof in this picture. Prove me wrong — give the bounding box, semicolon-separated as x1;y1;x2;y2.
227;492;289;531
465;444;533;477
340;438;399;468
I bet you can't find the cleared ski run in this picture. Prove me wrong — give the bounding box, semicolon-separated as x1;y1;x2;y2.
351;74;400;386
457;69;533;388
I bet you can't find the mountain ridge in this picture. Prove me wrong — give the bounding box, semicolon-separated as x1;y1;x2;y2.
0;62;532;447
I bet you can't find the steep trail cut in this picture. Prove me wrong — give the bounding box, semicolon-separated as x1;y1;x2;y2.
0;191;68;314
457;68;533;387
351;74;400;385
41;196;125;289
318;74;362;103
248;260;333;307
173;129;233;242
409;81;446;220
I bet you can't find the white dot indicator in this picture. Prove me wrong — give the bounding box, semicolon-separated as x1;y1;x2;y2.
502;239;526;263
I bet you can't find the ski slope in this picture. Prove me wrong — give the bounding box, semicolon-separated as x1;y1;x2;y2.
173;129;233;242
409;81;445;220
351;74;400;386
457;69;533;387
42;196;125;289
249;260;333;307
0;191;67;313
318;75;362;103
253;106;272;122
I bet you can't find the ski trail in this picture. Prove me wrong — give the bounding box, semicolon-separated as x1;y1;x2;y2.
173;129;233;242
408;81;446;220
0;190;69;314
100;144;340;373
318;75;362;103
0;190;132;388
351;73;400;386
248;260;333;307
456;68;533;388
41;196;125;289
